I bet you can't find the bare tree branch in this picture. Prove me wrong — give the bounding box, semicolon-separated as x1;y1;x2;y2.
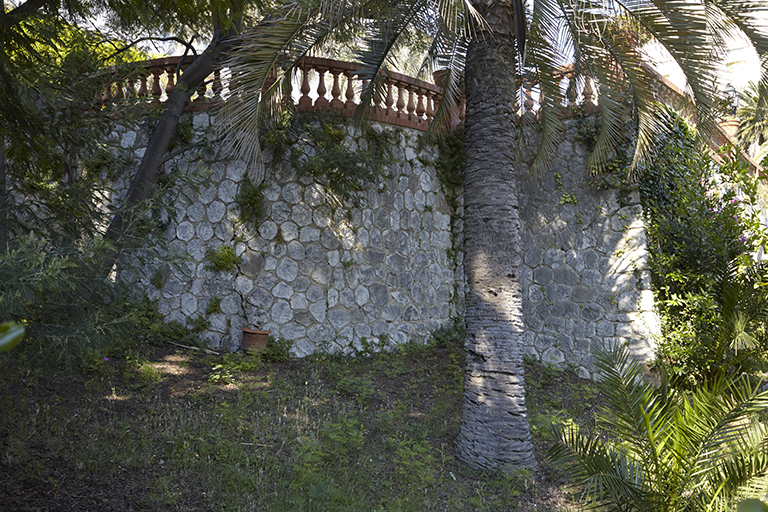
105;36;199;61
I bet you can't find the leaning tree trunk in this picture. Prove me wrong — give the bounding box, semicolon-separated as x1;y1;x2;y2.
455;6;536;471
100;24;238;278
0;139;6;246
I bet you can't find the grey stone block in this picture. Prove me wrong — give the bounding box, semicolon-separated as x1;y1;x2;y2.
533;266;553;285
276;259;299;281
327;308;351;330
551;300;578;317
581;303;605;321
370;283;390;305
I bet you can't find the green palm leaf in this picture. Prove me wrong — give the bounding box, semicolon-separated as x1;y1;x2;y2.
551;343;768;512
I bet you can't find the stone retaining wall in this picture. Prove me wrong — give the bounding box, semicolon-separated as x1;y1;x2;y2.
117;113;458;356
113;112;658;372
516;121;658;377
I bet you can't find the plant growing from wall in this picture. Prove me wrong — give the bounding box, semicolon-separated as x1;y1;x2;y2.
205;296;222;315
233;179;266;232
639;112;768;387
262;111;392;207
204;245;240;272
421;132;465;264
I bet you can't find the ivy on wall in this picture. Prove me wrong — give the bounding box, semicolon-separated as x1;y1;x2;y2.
262;111;394;207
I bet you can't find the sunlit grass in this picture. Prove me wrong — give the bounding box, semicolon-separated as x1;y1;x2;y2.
0;322;595;511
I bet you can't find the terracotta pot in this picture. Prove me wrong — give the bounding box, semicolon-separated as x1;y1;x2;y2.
242;328;270;353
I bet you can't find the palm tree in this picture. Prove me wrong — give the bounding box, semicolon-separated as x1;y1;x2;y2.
220;0;768;471
550;343;768;511
454;0;538;469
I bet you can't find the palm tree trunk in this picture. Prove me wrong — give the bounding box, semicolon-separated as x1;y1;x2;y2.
455;10;536;470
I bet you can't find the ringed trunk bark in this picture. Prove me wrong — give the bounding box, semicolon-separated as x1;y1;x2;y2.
455;31;536;470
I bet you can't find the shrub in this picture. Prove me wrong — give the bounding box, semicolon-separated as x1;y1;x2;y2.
639;111;768;386
204;245;240;272
0;234;156;360
233;179;266;232
261;335;292;363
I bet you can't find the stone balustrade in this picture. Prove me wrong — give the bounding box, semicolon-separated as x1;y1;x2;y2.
94;55;605;129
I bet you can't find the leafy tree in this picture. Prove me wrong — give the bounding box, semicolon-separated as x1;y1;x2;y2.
550;343;768;511
0;0;264;353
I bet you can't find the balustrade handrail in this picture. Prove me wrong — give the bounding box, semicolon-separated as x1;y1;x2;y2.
94;54;594;130
95;55;607;127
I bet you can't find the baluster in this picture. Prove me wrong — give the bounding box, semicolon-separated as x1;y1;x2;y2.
345;71;356;109
315;67;329;109
385;81;394;116
524;81;535;113
330;69;343;109
566;79;576;108
407;87;416;120
537;89;545;120
165;67;176;95
362;80;370;109
115;81;124;100
127;79;136;98
151;68;162;102
101;82;112;103
425;90;435;122
583;79;597;112
262;67;277;95
373;80;385;112
212;69;222;100
396;83;406;118
138;74;148;97
298;66;312;110
415;88;426;123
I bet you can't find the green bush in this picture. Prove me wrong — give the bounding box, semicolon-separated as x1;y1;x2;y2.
204;245;240;272
263;112;392;207
234;179;266;232
639;112;768;386
261;335;292;363
0;234;159;360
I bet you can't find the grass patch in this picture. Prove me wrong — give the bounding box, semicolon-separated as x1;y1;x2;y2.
0;320;599;511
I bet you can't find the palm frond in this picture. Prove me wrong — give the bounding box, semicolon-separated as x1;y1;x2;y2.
553;343;768;511
352;0;432;125
549;422;659;511
528;0;566;173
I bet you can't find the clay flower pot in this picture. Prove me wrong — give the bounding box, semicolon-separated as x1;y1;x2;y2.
242;328;271;353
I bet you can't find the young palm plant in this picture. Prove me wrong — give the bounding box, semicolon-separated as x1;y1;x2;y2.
549;343;768;511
